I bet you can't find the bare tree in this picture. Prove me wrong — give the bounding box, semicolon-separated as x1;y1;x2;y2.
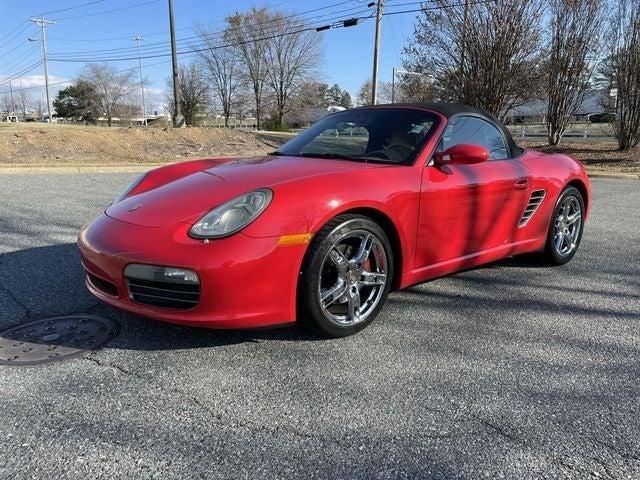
113;102;141;125
34;96;44;118
356;79;392;106
165;63;209;126
604;0;640;150
230;88;253;125
403;0;545;119
226;8;271;130
197;26;242;127
80;63;136;126
18;88;31;120
546;0;604;146
394;75;437;104
261;13;323;128
1;94;12;114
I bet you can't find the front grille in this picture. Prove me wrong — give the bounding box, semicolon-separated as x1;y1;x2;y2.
519;190;546;226
125;277;200;310
86;272;118;296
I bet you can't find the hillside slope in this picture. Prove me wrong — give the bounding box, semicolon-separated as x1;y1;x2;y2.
0;124;286;167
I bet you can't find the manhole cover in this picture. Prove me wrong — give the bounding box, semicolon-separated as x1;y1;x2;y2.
0;315;119;366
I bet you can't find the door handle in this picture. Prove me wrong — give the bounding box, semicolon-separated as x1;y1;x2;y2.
514;178;529;189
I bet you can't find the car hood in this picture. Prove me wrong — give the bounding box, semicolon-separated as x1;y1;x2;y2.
106;155;385;227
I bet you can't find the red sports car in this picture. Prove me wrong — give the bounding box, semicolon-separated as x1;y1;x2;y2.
78;103;591;337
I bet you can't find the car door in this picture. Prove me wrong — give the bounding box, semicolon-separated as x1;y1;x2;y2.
414;115;531;270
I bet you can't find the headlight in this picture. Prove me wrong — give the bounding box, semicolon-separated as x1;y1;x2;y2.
189;189;273;238
113;173;146;204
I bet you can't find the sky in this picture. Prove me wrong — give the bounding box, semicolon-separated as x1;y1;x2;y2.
0;0;417;113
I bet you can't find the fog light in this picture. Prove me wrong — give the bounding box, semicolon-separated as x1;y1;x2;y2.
124;264;199;284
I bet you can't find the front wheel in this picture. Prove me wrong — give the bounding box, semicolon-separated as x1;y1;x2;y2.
540;186;585;265
298;214;394;337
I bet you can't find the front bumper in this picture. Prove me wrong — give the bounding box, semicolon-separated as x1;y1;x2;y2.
78;214;307;328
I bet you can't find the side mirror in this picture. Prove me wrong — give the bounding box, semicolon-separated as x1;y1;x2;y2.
434;144;490;165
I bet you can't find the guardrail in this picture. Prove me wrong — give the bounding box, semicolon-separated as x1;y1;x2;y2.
507;123;616;141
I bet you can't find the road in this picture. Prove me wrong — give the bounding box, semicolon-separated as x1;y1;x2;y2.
0;173;638;479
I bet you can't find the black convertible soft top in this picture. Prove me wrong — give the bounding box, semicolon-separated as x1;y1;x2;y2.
366;102;523;157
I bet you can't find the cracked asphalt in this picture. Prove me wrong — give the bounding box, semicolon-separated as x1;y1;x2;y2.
0;173;638;479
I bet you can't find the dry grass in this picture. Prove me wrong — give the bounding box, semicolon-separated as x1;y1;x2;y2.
0;123;637;176
522;140;640;175
0;123;283;167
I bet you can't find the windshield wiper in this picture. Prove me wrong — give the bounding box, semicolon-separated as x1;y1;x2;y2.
268;151;287;156
295;152;366;162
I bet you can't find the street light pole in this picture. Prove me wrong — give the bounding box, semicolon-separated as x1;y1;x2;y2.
391;68;434;103
168;0;184;127
371;0;383;105
29;16;56;122
132;34;147;126
391;67;396;103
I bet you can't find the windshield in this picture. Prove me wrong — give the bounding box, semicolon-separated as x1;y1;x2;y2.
273;108;440;165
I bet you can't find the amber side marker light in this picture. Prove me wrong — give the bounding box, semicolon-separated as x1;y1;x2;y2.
278;233;313;246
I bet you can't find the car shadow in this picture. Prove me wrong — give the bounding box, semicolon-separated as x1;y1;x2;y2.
2;241;632;356
0;243;324;354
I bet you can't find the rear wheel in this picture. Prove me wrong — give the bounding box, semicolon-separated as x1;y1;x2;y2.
298;215;393;337
540;186;585;265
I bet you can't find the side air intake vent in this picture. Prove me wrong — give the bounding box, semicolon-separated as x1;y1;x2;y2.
519;190;546;226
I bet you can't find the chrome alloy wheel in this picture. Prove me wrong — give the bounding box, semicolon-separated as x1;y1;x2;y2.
318;230;388;327
553;195;582;256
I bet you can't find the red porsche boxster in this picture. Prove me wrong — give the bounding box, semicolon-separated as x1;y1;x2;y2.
78;103;591;337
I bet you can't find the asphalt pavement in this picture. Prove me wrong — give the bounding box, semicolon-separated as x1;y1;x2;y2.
0;173;638;479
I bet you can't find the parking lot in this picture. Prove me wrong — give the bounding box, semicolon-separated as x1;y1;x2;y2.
0;173;638;479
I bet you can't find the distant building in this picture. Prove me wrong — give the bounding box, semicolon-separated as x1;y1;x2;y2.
506;89;616;123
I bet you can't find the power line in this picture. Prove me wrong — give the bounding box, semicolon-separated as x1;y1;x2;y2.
41;0;112;16
48;0;357;52
0;61;44;87
0;59;170;96
44;0;477;61
51;0;161;21
0;0;498;97
0;44;41;75
0;21;29;44
50;16;367;64
48;6;373;62
0;23;36;58
383;0;496;16
47;0;365;58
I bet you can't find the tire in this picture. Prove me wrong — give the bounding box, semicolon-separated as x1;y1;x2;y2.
539;186;585;265
298;214;394;338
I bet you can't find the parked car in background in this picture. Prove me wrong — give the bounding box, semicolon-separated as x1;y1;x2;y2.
39;114;58;123
587;112;617;123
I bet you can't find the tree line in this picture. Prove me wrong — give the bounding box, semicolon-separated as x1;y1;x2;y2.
399;0;640;150
46;0;639;151
50;7;354;130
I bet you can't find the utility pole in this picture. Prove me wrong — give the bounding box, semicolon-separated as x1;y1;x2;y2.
460;0;469;73
9;82;14;114
371;0;383;105
29;16;56;122
132;34;148;126
168;0;184;127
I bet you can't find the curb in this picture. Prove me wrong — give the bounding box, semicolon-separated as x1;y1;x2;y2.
0;164;164;174
1;164;638;179
586;171;640;180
